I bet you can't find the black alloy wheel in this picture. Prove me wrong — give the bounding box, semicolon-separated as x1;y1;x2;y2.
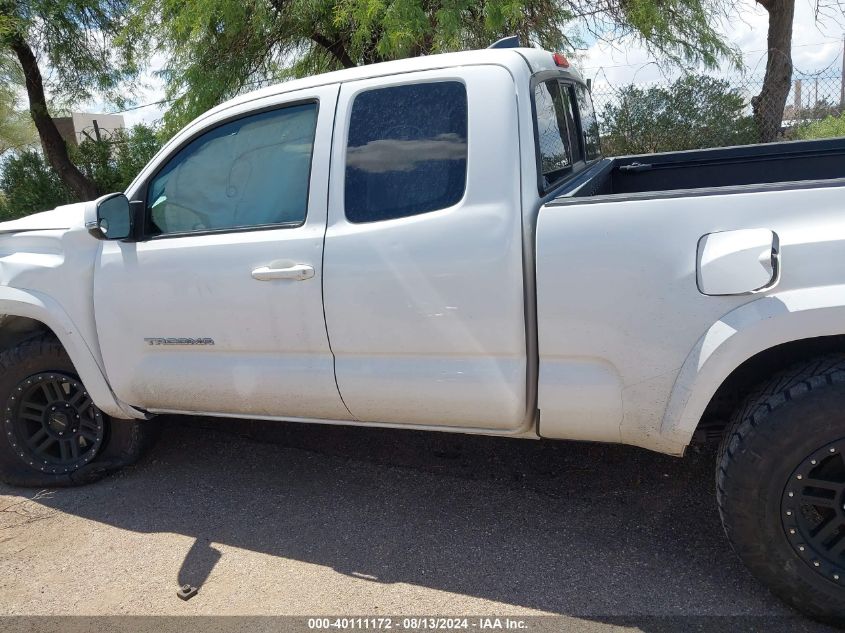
3;372;105;475
781;439;845;583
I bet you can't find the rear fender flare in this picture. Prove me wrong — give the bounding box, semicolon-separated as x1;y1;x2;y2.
662;285;845;448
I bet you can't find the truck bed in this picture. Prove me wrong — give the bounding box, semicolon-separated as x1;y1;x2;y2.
561;137;845;200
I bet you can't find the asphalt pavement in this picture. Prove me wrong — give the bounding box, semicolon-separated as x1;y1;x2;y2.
0;416;838;631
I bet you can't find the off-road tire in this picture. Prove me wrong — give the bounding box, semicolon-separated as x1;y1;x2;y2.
717;354;845;623
0;334;158;487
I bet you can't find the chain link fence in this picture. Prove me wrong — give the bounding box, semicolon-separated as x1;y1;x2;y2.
588;68;844;155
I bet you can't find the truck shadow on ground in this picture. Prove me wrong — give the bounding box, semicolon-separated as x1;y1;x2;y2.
5;416;796;621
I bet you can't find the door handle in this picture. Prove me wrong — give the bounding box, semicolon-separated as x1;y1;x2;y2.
251;264;315;281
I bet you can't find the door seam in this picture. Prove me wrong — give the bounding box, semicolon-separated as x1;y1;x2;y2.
320;83;358;421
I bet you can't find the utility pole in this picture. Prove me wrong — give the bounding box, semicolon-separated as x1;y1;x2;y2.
841;34;845;108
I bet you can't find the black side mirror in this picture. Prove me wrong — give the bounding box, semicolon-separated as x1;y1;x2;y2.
86;193;132;240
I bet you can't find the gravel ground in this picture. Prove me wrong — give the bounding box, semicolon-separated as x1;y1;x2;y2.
0;416;838;631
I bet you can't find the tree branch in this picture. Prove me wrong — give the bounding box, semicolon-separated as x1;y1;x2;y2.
311;33;357;69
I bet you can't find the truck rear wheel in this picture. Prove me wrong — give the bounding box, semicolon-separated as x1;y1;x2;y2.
718;354;845;623
0;334;158;487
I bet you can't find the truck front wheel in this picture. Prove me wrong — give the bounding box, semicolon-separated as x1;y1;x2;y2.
718;354;845;623
0;335;157;487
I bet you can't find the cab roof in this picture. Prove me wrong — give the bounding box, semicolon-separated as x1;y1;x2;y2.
198;47;584;126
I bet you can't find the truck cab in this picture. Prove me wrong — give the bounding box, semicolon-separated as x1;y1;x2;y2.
90;48;587;436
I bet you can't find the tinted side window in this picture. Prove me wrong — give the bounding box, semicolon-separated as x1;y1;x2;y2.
534;80;575;189
146;103;318;235
345;82;468;223
574;84;601;161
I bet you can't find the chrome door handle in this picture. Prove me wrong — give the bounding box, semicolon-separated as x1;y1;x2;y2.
251;264;315;281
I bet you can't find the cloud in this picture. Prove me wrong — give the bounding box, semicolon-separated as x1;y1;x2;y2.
346;133;467;173
578;0;843;88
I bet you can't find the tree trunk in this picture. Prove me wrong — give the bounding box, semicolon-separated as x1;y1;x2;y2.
8;36;99;201
751;0;795;143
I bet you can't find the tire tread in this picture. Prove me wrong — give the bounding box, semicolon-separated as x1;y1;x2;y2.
717;353;845;623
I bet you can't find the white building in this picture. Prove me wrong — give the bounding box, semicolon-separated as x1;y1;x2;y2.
52;112;125;146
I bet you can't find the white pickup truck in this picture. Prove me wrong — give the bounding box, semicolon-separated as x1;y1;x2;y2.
1;45;845;620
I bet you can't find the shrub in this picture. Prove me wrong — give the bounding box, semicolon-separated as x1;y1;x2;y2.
599;75;758;156
795;114;845;141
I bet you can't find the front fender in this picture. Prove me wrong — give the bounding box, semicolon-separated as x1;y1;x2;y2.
661;284;845;449
0;286;143;420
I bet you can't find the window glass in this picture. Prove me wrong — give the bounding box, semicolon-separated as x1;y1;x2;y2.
345;82;468;223
574;84;602;161
534;80;574;188
146;103;318;235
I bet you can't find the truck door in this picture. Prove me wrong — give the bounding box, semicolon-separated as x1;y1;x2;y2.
94;84;352;420
323;67;529;431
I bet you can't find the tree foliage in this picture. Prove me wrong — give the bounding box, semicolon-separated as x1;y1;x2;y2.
0;52;35;157
0;88;35;156
0;124;162;221
599;75;757;155
132;0;736;134
72;124;161;193
0;0;139;198
0;150;72;221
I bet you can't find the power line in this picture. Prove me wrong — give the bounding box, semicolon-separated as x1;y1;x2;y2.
106;76;272;116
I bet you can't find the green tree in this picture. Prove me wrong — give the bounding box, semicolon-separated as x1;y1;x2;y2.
0;150;73;220
0;53;35;156
133;0;736;134
599;75;757;155
72;124;163;194
0;124;162;221
0;0;139;200
0;87;35;157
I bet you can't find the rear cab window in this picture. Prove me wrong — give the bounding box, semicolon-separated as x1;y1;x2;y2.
344;81;468;223
574;84;602;161
532;77;602;193
534;80;576;191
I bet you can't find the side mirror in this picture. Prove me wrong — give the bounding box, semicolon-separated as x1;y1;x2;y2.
85;193;132;240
